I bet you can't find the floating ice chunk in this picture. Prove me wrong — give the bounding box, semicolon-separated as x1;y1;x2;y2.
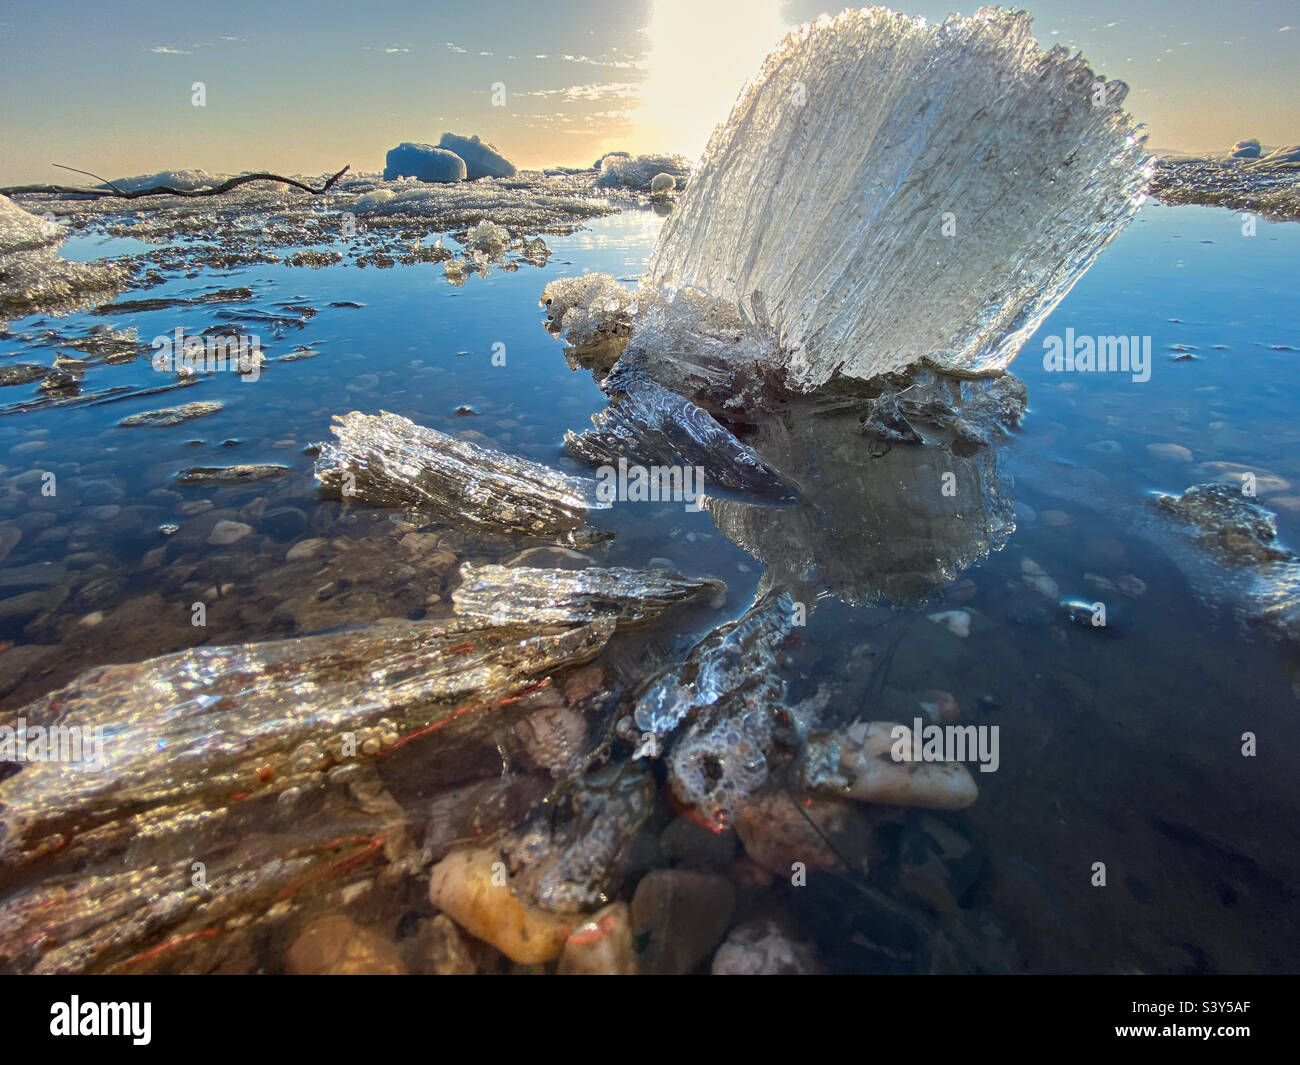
382;143;467;183
0;195;130;322
464;219;511;256
641;6;1151;389
453;562;725;628
314;410;610;541
594;153;690;190
118;400;224;427
438;132;517;179
1155;482;1293;565
105;169;228;192
540;273;638;348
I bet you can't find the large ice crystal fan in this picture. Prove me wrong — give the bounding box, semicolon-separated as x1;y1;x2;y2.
642;6;1152;389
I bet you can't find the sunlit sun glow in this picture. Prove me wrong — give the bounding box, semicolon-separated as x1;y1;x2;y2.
630;0;787;161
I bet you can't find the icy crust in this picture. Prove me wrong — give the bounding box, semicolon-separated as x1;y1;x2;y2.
594;153;690;190
101;169;232;193
641;6;1151;389
3;171;616;301
0;195;131;323
350;178;613;232
1151;156;1300;223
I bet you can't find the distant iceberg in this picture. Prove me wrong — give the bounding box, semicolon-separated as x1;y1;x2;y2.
562;7;1153;392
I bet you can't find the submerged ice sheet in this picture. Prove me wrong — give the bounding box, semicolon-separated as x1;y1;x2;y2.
634;588;796;740
0;615;614;869
315;410;610;541
638;7;1150;389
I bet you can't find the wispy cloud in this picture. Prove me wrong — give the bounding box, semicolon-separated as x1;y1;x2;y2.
560;53;641;69
514;82;638;103
564;82;639;102
150;36;246;55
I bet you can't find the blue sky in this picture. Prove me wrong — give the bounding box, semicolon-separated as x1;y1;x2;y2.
0;0;1294;183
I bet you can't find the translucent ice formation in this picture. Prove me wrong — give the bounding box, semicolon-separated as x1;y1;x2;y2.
0;616;615;869
453;563;726;628
504;761;655;913
463;219;512;256
563;375;800;503
594;153;690;190
540;274;638;349
634;588;795;740
638;6;1151;389
315;410;610;541
0;195;130;323
654;590;798;829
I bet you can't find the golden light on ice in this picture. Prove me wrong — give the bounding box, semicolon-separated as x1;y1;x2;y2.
632;0;787;160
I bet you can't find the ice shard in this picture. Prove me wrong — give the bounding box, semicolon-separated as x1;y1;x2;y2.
315;410;610;542
0;821;400;974
633;588;796;740
503;761;655;913
0;616;614;868
563;374;800;503
640;590;799;830
637;6;1151;389
452;562;726;628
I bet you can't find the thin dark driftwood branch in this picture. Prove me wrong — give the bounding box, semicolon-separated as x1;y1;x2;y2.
0;164;351;199
52;163;125;194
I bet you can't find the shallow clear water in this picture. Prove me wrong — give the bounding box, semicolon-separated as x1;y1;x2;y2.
1;202;1297;973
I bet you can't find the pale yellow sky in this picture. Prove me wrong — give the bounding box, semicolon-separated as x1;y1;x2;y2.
0;0;1295;185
